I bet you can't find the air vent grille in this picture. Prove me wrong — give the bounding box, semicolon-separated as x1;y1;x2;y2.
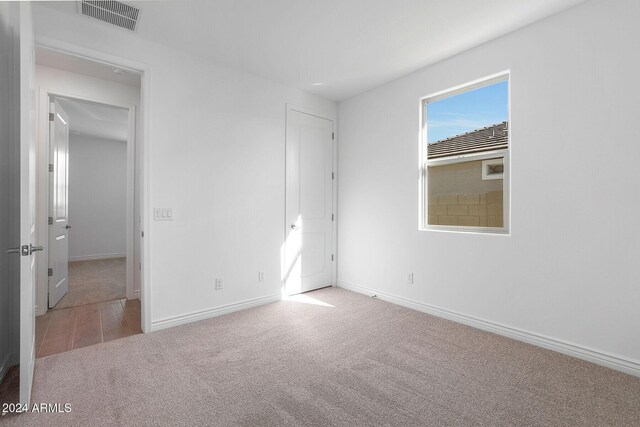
81;0;140;31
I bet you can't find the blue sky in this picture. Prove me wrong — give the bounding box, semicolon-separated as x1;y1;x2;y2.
427;80;508;143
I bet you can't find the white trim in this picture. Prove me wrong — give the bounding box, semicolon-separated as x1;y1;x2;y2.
422;70;509;103
35;35;148;75
0;353;13;385
68;253;126;262
337;280;640;378
150;295;280;332
124;105;135;300
125;105;140;299
33;37;152;333
332;119;338;288
286;103;335;123
35;90;47;315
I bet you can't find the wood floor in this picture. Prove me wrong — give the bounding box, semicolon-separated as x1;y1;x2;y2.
35;298;141;358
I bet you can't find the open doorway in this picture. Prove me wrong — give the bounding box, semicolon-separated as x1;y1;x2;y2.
49;97;130;310
33;47;144;358
1;13;149;406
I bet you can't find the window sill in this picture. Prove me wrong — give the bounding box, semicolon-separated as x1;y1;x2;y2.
420;225;510;236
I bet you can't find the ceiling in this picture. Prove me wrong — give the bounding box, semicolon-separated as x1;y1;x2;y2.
40;0;586;101
57;98;129;141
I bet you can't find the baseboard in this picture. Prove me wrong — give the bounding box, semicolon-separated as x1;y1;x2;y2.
337;280;640;377
69;253;126;262
150;294;281;332
0;353;13;385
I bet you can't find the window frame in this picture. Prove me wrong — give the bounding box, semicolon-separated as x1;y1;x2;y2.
418;71;511;234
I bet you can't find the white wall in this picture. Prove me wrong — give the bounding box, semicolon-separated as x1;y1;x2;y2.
34;64;140;313
68;135;127;261
32;5;337;329
36;65;140;104
337;0;640;373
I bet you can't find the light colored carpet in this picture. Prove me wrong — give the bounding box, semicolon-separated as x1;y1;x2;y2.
6;288;640;426
53;258;126;310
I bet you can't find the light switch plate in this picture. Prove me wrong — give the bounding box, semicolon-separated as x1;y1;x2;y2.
154;208;173;221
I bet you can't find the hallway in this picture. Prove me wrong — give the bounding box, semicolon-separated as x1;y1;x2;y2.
53;258;126;310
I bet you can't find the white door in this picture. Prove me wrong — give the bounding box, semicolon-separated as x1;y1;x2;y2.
18;1;37;406
284;108;334;294
48;99;70;308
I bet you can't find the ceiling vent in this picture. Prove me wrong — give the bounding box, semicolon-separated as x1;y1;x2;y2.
80;1;140;32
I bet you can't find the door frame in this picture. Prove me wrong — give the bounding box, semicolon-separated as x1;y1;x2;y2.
34;36;152;333
41;92;136;305
283;104;337;294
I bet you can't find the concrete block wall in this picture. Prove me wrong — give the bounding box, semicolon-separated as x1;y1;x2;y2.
428;190;503;227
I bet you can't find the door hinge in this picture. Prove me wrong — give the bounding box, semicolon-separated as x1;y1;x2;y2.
48;268;53;277
48;217;53;225
331;254;334;261
332;132;334;140
49;113;54;122
332;172;334;180
332;214;334;221
49;164;54;172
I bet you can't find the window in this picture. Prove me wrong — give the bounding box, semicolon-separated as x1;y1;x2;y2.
482;158;504;180
420;73;509;232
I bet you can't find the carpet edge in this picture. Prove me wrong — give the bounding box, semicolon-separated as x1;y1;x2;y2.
337;280;640;378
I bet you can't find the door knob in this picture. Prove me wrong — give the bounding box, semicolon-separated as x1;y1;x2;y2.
6;245;33;256
66;225;72;229
290;224;300;230
30;245;44;255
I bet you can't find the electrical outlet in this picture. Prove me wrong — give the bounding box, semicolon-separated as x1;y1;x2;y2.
258;271;264;282
215;277;223;290
406;273;414;284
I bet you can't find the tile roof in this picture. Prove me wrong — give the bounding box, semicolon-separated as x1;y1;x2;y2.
427;121;508;159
